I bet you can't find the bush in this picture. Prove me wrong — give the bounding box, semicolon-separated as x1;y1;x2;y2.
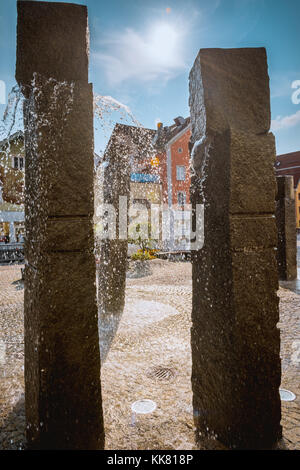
131;249;156;261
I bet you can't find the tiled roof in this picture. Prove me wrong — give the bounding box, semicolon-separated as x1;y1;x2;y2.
0;130;24;150
275;150;300;187
154;117;190;151
101;117;191;168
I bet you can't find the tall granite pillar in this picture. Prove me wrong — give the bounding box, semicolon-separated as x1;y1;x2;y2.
97;125;131;361
275;175;297;280
189;48;281;449
16;1;104;449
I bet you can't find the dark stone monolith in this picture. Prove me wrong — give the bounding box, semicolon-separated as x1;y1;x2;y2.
189;48;281;449
275;175;297;280
16;1;104;449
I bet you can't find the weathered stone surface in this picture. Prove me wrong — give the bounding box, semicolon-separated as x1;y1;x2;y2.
16;1;104;449
16;1;88;95
23;76;94;217
99;240;128;314
230;215;277;250
189;47;270;138
230;130;277;214
189;48;281;449
24;253;103;450
275;176;297;280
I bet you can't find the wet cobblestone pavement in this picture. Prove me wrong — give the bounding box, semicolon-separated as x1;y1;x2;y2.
0;260;299;450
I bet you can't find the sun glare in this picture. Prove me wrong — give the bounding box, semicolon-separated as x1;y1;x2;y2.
147;22;181;65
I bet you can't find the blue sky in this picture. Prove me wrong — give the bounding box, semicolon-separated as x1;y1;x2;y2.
0;0;300;155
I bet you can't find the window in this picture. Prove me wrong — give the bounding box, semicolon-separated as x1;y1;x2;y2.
178;147;183;153
176;165;185;181
177;191;186;206
13;156;24;170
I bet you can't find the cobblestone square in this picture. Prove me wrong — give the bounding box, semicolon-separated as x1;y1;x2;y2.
0;256;299;450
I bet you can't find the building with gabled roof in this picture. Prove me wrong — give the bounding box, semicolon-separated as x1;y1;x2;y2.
0;131;25;244
276;150;300;229
96;116;192;250
275;150;300;188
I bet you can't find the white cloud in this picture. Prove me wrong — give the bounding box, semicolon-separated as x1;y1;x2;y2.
271;110;300;131
93;22;187;85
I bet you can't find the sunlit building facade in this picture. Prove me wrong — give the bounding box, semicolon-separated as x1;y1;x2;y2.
0;131;25;244
276;150;300;229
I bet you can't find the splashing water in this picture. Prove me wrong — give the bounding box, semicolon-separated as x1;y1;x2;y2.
0;85;145;165
93;93;145;166
0;85;24;141
94;94;142;135
0;85;24;173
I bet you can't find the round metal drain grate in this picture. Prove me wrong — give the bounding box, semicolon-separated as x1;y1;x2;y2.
279;388;296;401
147;366;176;381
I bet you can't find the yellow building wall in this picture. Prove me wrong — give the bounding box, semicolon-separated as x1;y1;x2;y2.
0;137;24;206
130;182;162;205
129;183;162;246
0;222;9;237
0;138;24;168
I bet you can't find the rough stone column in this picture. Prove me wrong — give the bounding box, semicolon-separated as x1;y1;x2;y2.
97;127;130;361
189;48;281;449
16;1;104;449
275;175;297;280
